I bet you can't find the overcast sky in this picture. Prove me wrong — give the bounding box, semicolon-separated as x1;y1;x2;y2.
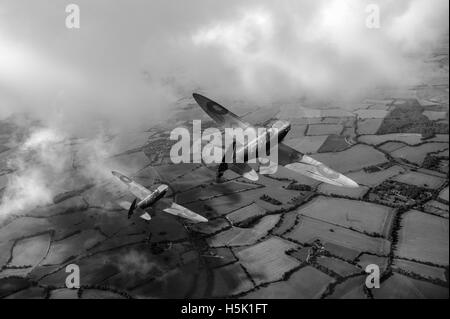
0;0;448;133
0;0;448;218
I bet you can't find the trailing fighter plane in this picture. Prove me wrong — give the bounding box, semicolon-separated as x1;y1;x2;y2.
111;171;208;223
192;93;359;188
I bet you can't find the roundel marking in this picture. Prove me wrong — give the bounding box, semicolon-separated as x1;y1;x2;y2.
206;101;228;115
120;175;132;184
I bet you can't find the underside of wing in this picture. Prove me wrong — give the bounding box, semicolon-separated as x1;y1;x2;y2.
193;93;251;130
154;198;208;223
128;182;153;200
276;143;359;188
112;171;152;200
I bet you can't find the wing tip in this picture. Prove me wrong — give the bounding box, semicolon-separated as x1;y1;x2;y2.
344;177;359;188
192;92;205;103
192;92;206;108
197;215;209;223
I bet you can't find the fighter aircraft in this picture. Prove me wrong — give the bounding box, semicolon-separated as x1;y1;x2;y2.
111;171;208;223
192;93;359;188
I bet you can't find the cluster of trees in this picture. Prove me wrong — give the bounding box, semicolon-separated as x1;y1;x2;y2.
373;181;433;205
422;155;446;170
364;165;382;173
285;182;312;191
377;100;449;136
260;194;282;206
364;162;395;173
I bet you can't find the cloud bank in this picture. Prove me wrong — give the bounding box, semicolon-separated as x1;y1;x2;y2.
0;0;448;126
0;0;448;217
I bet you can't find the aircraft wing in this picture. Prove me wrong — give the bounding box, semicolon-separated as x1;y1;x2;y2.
275;143;359;188
112;171;152;200
153;198;208;223
193;93;252;130
117;200;152;220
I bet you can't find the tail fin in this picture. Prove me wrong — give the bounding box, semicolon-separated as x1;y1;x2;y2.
128;198;137;219
217;139;235;180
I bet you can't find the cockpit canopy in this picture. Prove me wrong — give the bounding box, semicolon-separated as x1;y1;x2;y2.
270;120;291;142
271;120;291;132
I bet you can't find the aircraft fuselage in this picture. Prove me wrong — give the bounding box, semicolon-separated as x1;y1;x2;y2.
137;184;168;209
234;120;291;162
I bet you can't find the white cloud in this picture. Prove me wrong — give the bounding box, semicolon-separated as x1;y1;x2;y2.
0;0;447;120
0;0;447;217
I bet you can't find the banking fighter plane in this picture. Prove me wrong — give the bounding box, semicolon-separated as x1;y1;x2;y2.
192;93;358;188
112;171;208;223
